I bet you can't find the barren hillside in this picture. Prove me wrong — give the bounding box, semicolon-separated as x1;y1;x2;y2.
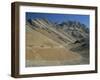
26;18;89;67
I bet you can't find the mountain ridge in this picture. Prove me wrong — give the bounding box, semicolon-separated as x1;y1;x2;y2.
26;18;89;67
27;18;89;47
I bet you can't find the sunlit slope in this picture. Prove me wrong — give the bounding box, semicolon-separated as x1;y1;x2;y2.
26;25;82;67
26;25;62;47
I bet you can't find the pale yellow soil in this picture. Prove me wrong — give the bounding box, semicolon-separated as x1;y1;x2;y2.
26;25;82;67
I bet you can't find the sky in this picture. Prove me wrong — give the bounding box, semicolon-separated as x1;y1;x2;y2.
26;12;90;28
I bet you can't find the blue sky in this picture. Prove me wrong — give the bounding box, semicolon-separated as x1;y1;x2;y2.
26;12;90;28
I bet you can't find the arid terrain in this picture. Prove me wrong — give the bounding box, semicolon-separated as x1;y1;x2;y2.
26;18;89;67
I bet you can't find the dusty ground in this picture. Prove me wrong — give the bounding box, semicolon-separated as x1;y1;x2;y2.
25;25;83;67
26;47;82;67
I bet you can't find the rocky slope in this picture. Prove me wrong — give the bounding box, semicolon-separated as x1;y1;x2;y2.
28;18;89;48
26;18;89;67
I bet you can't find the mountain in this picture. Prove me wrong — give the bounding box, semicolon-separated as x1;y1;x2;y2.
26;18;89;67
27;18;89;48
26;22;82;67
